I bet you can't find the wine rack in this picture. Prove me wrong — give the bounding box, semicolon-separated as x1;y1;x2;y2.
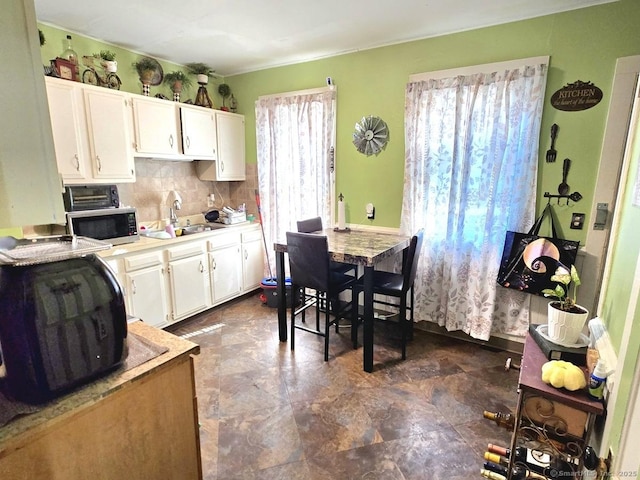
506;334;604;479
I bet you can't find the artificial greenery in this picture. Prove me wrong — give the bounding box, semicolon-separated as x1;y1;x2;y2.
38;29;46;46
542;265;582;312
95;50;116;61
218;83;231;98
164;71;192;88
185;62;215;76
132;56;158;75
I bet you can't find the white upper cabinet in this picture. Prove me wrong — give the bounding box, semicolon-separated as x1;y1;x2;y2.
179;105;218;160
195;111;246;181
131;96;182;159
45;78;136;185
216;111;246;180
83;87;136;182
45;77;88;181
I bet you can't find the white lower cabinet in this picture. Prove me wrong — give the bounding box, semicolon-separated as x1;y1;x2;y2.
109;225;263;328
208;233;242;305
242;229;265;291
166;241;210;321
123;251;170;328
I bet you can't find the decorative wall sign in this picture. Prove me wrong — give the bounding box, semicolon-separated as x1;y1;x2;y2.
550;80;603;111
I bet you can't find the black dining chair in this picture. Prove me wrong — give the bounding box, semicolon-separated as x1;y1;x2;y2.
296;216;356;275
286;231;356;361
296;216;356;331
351;229;424;360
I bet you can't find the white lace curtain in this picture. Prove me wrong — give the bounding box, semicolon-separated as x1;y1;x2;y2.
402;62;548;340
255;88;336;275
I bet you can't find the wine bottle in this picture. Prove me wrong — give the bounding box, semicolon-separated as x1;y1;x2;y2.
483;410;516;430
480;469;506;480
483;460;507;476
484;452;509;466
59;34;79;80
487;443;510;457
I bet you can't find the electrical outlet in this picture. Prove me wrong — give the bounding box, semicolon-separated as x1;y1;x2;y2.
207;194;215;208
366;203;375;220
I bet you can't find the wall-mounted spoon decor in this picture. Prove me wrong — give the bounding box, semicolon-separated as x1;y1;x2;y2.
558;157;571;195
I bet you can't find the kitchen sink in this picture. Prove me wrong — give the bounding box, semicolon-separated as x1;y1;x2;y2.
180;224;213;235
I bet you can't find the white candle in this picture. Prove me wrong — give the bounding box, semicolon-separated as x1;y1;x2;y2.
338;199;346;230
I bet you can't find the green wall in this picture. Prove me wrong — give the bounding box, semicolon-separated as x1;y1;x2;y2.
227;0;640;242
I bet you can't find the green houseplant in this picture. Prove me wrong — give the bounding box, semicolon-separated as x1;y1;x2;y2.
132;56;158;84
542;265;589;345
96;50;116;61
185;62;215;85
218;83;231;111
164;71;192;100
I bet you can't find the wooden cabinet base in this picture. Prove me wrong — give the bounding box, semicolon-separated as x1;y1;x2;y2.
0;356;202;480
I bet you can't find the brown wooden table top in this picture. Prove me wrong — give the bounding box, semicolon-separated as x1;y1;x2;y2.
520;334;604;416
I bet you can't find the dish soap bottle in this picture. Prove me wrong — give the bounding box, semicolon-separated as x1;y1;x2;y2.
588;359;609;400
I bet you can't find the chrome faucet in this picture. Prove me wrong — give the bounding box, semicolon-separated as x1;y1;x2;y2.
169;199;181;227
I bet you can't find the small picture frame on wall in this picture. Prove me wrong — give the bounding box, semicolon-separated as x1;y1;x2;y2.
54;57;76;81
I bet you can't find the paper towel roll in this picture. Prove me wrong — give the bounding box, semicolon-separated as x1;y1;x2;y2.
338;200;346;230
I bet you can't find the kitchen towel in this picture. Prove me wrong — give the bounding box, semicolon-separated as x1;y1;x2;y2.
0;332;168;428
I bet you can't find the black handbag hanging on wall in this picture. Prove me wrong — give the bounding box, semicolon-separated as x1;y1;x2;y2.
497;204;579;296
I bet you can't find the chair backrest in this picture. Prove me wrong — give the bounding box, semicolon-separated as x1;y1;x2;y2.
296;217;323;233
403;229;425;292
286;231;330;293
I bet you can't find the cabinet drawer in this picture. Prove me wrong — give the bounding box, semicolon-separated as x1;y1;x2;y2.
166;241;206;261
208;232;241;250
124;251;164;271
241;229;262;243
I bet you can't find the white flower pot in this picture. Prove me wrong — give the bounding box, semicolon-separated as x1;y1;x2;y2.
547;302;589;345
103;60;117;73
197;74;208;84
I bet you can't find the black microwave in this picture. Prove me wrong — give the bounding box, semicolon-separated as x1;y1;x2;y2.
66;208;139;245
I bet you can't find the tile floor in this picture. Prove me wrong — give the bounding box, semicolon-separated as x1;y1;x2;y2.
167;292;519;480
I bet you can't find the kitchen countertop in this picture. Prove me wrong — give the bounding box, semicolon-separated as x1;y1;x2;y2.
99;220;259;258
0;321;199;445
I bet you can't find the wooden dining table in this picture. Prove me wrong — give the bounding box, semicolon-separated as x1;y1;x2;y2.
273;228;411;372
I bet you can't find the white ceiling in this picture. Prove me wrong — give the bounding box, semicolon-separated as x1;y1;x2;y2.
34;0;615;76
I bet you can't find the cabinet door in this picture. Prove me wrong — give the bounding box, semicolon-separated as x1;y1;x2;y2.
168;254;210;321
216;111;245;180
132;97;181;157
180;106;217;160
83;88;136;182
45;78;88;181
126;265;170;328
210;245;242;305
242;239;264;291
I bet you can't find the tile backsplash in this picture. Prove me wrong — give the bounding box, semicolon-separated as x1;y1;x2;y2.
22;159;258;237
117;158;258;224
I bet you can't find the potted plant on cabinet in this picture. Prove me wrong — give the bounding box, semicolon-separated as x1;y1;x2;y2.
132;56;159;95
542;265;589;345
218;83;231;111
185;62;215;85
164;71;192;101
96;50;117;72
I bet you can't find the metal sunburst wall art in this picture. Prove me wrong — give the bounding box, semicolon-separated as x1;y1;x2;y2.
353;116;389;156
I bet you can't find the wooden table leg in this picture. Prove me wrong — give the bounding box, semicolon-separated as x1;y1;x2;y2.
276;250;287;342
363;265;374;372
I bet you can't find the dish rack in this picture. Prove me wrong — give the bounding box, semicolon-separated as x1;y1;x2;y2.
0;235;111;266
220;210;247;225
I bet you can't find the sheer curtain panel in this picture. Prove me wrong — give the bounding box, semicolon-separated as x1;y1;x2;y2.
402;60;548;340
255;88;336;275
